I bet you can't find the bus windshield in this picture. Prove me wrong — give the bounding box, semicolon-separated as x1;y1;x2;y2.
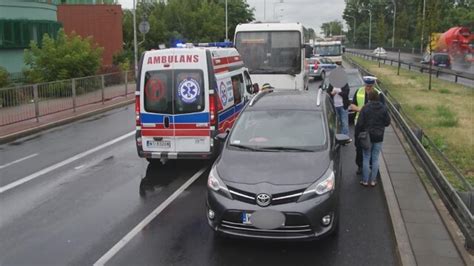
235;31;301;75
314;45;341;56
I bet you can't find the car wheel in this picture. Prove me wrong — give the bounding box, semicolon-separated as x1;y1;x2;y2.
320;71;326;80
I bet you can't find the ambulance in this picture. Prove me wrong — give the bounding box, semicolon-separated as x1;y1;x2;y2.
135;44;258;163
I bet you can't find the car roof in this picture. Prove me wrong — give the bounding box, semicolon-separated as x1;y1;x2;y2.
248;90;323;111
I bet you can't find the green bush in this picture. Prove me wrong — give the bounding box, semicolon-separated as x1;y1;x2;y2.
0;66;10;88
24;29;104;82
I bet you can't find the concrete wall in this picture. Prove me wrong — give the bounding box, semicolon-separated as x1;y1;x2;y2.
0;50;25;73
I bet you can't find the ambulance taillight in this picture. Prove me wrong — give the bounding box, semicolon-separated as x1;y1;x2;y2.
135;95;140;126
209;94;217;126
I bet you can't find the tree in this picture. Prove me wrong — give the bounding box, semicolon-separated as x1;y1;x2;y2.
24;29;103;82
321;21;344;37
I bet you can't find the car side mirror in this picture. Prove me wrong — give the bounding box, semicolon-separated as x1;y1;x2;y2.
252;83;259;94
335;134;350;145
215;132;228;142
246;84;253;94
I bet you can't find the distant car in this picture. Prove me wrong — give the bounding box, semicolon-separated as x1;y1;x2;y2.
207;90;350;240
321;68;364;124
373;47;387;57
308;57;337;80
420;52;451;68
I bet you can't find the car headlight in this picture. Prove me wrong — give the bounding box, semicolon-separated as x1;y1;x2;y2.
298;167;336;202
207;166;232;199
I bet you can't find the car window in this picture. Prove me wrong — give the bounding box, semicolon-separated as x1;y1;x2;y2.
243;71;253;93
231;74;244;104
144;71;172;114
144;69;205;114
229;110;326;150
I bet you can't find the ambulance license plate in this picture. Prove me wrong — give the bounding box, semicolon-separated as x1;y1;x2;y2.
146;140;171;148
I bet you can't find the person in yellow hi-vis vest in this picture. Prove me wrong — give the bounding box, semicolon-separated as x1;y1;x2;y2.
350;76;385;175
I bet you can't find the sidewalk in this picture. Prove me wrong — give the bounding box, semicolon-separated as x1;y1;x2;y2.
0;92;134;144
380;125;469;265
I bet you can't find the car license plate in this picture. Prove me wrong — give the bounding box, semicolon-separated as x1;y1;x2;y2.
242;211;252;225
146;140;171;148
438;64;446;67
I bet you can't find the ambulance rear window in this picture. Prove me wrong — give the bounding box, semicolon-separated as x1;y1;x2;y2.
144;70;205;114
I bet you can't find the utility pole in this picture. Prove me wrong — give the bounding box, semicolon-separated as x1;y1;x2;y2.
348;15;356;47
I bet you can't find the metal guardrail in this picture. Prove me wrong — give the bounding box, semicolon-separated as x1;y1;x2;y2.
344;55;474;250
346;50;474;85
0;71;135;126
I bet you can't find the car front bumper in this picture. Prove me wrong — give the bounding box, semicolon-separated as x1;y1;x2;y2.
206;189;338;240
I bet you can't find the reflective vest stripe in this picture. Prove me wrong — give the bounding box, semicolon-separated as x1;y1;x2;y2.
355;87;366;123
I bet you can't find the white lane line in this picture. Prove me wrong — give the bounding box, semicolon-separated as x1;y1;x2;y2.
0;153;39;169
0;131;135;194
93;166;208;266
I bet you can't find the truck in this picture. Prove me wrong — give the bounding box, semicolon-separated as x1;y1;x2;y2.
234;22;310;90
313;41;343;65
427;27;473;63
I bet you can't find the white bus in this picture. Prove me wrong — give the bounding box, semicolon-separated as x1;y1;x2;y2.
313;41;343;65
234;22;309;90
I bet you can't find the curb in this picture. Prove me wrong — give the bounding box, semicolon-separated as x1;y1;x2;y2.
379;151;417;266
0;99;134;145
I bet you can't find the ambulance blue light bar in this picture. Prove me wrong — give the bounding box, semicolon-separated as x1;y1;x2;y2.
174;42;233;48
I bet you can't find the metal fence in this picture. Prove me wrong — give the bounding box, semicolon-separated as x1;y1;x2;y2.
346;50;474;86
0;71;135;126
344;55;474;249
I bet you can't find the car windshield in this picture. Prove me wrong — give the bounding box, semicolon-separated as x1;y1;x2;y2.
314;45;341;56
235;31;302;74
229;110;326;151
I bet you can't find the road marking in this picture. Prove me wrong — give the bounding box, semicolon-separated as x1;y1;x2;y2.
0;153;39;169
74;165;85;170
93;166;208;266
0;131;135;194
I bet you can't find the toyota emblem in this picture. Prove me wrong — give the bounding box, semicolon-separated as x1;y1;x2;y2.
256;193;271;207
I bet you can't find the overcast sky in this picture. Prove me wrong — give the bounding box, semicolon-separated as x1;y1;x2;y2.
117;0;347;35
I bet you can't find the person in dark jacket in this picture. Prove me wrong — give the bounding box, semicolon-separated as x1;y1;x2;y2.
355;90;391;187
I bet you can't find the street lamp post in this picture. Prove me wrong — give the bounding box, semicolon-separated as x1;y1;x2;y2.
133;0;138;77
273;0;284;20
420;0;426;53
225;0;229;42
361;8;372;49
391;0;396;48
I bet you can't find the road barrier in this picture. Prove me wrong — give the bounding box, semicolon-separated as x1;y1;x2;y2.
345;55;474;250
0;71;135;126
346;50;474;86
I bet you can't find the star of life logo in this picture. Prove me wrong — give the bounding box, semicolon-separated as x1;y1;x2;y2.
177;78;200;104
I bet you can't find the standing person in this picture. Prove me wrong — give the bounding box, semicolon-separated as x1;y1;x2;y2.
350;76;385;174
327;83;350;137
356;90;391;186
326;68;351;138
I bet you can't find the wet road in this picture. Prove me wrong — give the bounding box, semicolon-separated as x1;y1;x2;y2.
349;48;473;88
0;78;397;265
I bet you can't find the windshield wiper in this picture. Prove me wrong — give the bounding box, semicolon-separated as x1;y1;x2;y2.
259;146;314;152
229;144;268;151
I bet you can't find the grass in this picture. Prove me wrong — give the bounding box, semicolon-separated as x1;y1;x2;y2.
348;55;474;188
